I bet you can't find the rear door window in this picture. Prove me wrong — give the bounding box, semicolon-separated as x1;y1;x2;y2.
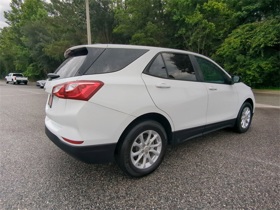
162;53;197;81
145;54;168;78
85;48;148;75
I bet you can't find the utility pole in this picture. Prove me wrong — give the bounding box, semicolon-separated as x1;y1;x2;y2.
86;0;91;44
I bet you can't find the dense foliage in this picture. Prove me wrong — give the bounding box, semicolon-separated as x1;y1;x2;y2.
0;0;279;87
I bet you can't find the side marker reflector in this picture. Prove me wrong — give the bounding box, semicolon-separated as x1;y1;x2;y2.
62;137;84;145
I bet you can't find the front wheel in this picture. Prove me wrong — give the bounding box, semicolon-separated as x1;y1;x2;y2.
234;102;253;133
116;120;167;177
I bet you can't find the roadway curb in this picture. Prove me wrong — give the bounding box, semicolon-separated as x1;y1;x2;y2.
255;103;280;109
253;90;280;95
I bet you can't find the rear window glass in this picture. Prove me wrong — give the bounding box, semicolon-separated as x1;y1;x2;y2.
85;48;148;75
55;55;87;78
13;73;23;77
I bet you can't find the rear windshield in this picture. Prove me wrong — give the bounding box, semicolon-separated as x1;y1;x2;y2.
84;48;148;75
54;47;90;79
54;47;148;79
55;55;87;78
13;73;23;77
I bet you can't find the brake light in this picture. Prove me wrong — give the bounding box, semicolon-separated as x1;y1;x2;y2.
52;80;104;101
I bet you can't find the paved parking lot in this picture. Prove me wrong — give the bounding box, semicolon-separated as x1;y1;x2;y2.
254;90;280;108
0;81;279;209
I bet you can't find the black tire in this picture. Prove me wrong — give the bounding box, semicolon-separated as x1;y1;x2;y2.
17;81;20;84
116;120;167;177
6;81;8;84
234;102;253;133
24;82;28;85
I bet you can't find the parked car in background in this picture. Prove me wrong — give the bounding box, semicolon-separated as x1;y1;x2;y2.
45;44;255;177
36;80;46;88
5;73;28;85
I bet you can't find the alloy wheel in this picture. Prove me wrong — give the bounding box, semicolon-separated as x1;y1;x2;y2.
241;107;251;129
130;130;162;169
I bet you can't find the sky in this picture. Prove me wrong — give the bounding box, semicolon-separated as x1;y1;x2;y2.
0;0;51;29
0;0;11;29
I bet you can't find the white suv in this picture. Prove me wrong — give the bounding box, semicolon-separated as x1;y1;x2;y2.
45;44;255;177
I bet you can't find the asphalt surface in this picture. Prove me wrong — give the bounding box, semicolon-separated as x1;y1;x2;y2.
0;81;279;209
254;90;280;108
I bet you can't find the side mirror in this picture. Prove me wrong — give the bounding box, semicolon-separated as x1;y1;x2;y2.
232;75;240;84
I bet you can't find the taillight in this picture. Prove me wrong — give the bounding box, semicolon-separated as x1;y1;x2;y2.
52;80;104;101
53;84;65;98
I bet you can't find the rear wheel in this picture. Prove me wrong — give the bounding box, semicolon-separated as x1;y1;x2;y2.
6;81;8;84
234;102;253;133
116;120;167;177
24;82;28;85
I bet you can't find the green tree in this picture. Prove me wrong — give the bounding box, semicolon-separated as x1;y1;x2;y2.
215;0;280;88
0;27;16;77
0;0;279;87
1;0;48;79
113;0;169;46
0;0;115;78
215;18;280;87
166;0;235;55
225;0;279;24
89;0;115;43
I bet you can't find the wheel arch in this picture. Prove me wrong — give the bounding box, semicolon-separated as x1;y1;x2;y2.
115;113;173;156
234;98;254;133
244;98;254;112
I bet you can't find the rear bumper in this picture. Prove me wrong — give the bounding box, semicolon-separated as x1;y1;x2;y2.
45;126;116;164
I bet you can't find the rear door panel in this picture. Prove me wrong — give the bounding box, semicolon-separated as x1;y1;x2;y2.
142;74;207;131
142;52;208;132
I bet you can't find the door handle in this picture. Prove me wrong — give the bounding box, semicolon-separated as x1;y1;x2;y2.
209;87;217;91
156;83;171;88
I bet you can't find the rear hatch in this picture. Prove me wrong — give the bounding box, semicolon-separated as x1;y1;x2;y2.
45;45;149;110
45;47;105;93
